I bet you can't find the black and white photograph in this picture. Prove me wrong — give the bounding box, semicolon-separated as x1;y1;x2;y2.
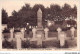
0;0;79;50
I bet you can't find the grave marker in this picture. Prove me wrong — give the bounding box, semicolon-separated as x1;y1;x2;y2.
10;28;14;39
44;28;49;39
32;28;36;39
70;27;75;39
57;27;62;40
15;32;22;49
58;31;66;47
21;28;25;39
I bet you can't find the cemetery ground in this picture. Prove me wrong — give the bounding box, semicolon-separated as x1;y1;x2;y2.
2;29;77;49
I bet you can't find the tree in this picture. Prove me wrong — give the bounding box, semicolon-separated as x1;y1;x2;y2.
18;4;36;26
8;10;20;28
2;9;8;24
62;3;72;18
71;5;77;18
7;3;77;28
50;4;62;20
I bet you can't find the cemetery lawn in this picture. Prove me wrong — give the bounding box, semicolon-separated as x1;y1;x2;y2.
42;38;77;48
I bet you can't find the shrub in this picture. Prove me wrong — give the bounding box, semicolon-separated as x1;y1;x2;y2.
3;28;10;33
14;30;20;32
2;39;16;49
30;44;38;48
57;40;69;48
22;40;30;48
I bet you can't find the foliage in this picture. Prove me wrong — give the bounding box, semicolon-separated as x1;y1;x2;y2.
2;9;8;24
2;39;16;49
2;28;10;33
2;3;77;28
22;40;30;48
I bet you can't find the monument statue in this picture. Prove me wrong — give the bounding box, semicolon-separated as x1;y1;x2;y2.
37;8;43;28
36;8;44;39
32;8;48;40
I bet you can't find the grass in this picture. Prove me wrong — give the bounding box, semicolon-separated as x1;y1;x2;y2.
2;38;77;48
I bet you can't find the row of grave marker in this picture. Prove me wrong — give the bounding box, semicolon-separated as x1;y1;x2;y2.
5;27;75;39
2;27;76;49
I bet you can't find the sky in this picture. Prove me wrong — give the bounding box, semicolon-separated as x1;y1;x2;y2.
0;0;79;16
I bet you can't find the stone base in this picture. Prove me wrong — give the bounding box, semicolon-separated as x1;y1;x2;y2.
36;27;45;40
37;27;44;30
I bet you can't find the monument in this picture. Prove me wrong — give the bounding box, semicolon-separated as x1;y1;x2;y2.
32;8;49;47
36;8;44;39
32;8;45;47
37;8;43;28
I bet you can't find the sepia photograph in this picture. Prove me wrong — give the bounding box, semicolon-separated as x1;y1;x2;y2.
0;0;79;51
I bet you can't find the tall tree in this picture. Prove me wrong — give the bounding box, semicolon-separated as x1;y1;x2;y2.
50;4;62;20
2;9;8;24
71;5;77;18
62;3;72;18
7;3;77;28
18;4;36;26
8;10;19;28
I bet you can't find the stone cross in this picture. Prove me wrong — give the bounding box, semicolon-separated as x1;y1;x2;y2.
32;28;36;39
58;31;66;47
15;32;22;49
57;27;62;40
13;27;14;31
44;28;49;39
10;28;14;39
21;28;25;39
70;27;75;39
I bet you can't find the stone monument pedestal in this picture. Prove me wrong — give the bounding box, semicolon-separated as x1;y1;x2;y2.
36;27;44;39
36;31;44;39
37;34;42;47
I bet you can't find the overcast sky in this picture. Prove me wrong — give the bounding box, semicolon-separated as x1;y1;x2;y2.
1;0;79;16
